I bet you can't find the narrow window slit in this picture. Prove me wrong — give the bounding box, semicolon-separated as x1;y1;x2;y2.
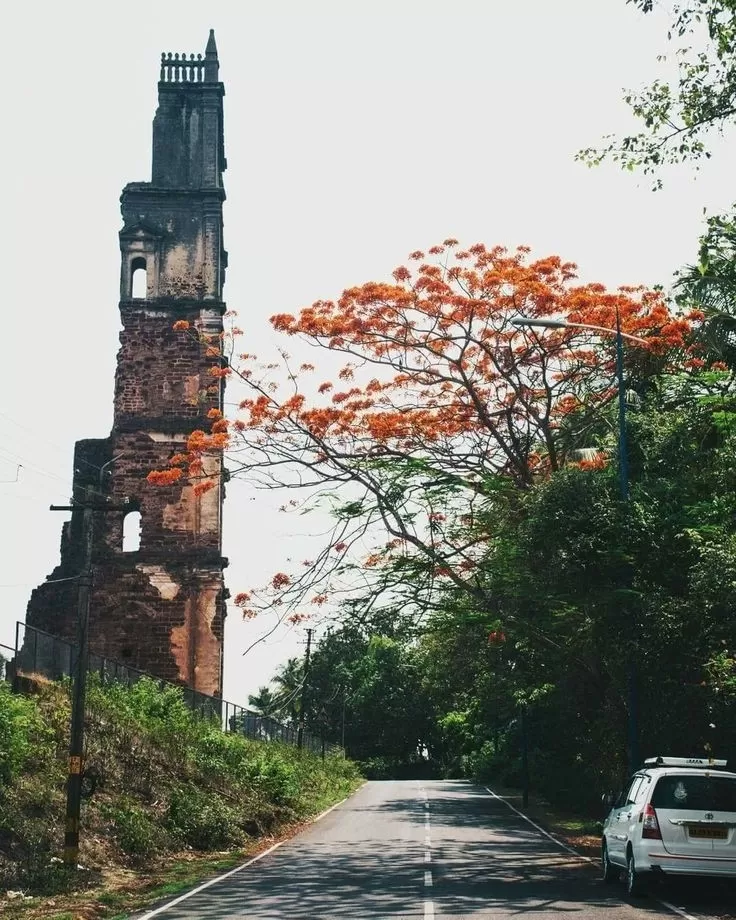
122;511;142;552
131;257;147;299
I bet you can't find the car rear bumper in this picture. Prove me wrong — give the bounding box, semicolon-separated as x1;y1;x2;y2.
645;851;736;878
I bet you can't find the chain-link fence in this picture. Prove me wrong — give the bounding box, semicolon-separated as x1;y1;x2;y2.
12;622;337;756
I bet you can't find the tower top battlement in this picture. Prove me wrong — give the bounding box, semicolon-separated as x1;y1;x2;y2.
160;30;219;84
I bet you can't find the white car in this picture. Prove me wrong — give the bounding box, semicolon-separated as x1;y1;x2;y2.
601;756;736;896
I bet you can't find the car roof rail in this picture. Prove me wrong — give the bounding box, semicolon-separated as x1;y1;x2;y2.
643;756;728;768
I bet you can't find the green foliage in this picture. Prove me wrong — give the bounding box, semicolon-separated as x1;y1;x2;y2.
0;682;55;786
675;206;736;370
167;788;242;850
247;685;279;717
240;754;300;805
104;799;170;862
271;658;304;725
578;0;736;184
304;626;436;768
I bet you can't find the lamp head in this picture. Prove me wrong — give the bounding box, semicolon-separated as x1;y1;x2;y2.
511;316;568;330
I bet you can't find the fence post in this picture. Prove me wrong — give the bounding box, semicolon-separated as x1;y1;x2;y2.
12;622;20;692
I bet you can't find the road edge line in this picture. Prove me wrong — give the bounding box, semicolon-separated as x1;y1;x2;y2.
483;786;593;863
483;785;703;920
657;899;700;920
134;782;366;919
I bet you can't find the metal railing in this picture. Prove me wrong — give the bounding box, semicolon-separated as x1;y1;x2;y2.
12;622;337;756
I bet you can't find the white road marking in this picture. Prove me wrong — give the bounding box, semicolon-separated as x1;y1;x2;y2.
658;901;701;920
484;787;589;861
134;793;356;919
135;841;285;919
484;786;704;920
422;791;434;919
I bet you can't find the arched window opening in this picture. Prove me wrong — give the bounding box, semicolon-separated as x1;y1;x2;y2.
131;258;147;299
122;510;142;552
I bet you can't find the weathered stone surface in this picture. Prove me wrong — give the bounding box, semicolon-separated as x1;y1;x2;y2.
26;32;228;696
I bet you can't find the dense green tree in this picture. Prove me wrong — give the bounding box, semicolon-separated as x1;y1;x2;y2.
295;624;436;772
675;207;736;369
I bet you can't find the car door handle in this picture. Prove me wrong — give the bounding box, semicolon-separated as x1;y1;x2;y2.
619;812;631;820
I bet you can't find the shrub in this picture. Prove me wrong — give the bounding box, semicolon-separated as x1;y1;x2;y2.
241;753;300;806
167;787;243;850
103;800;169;862
0;683;53;785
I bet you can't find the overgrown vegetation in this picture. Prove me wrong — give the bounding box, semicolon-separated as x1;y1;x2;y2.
0;676;360;905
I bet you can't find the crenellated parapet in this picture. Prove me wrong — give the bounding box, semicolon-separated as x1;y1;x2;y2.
160;53;207;84
159;30;219;84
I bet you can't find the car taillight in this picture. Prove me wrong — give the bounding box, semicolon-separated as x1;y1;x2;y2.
641;803;661;839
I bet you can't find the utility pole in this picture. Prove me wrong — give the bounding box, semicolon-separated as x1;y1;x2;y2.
297;627;313;751
511;312;645;777
51;458;128;867
341;690;347;754
614;309;640;775
520;703;530;808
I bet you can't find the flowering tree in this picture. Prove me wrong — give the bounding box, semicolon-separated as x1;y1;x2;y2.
150;241;691;628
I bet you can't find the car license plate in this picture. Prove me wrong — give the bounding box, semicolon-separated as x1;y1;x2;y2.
688;826;728;839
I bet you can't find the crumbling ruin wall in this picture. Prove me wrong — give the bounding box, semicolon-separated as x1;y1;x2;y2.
26;32;228;697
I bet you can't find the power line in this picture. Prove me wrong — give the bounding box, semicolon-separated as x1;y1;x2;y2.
0;463;20;483
0;445;69;485
0;407;108;474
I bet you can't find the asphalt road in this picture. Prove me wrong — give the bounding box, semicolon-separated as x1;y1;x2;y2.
132;780;736;920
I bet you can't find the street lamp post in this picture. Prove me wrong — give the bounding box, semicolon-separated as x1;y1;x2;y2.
511;315;647;773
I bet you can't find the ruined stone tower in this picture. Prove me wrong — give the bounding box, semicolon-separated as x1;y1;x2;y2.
26;31;228;696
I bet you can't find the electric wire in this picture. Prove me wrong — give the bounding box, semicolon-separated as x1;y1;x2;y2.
0;444;69;485
0;407;108;474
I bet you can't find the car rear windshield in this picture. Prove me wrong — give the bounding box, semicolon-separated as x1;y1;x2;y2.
652;775;736;811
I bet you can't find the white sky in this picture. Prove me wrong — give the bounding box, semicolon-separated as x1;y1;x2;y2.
0;0;733;704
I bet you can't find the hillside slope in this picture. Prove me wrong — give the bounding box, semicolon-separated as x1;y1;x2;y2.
0;676;360;916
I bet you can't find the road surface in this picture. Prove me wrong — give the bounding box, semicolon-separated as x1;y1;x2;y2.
132;780;736;920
